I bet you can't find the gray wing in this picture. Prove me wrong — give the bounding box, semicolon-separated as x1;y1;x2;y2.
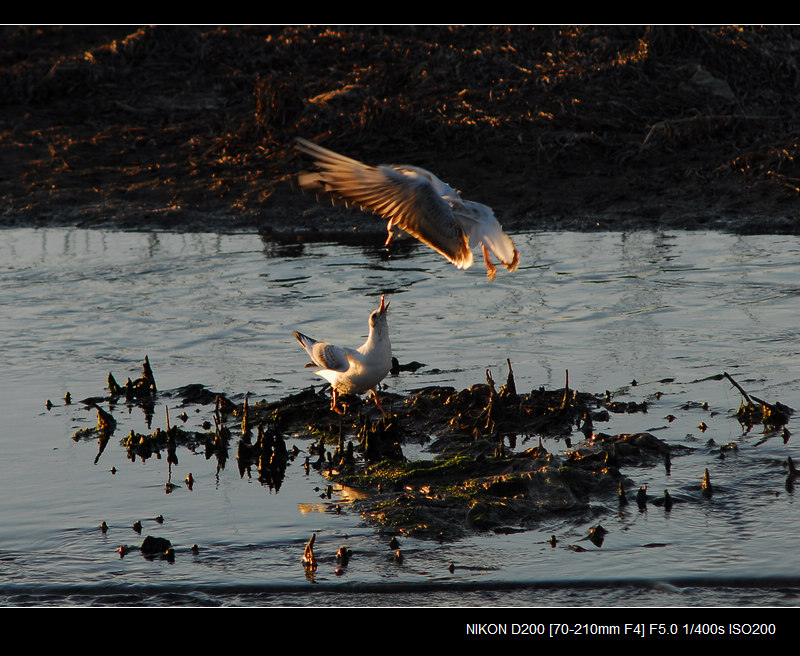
293;331;350;372
295;138;473;269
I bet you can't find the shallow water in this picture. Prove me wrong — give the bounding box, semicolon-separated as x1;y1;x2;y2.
1;227;800;608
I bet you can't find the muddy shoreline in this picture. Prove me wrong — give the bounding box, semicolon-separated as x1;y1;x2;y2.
2;26;799;238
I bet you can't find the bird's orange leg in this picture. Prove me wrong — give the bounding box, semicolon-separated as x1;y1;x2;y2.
330;389;345;415
505;249;520;272
384;223;396;247
482;244;498;282
371;389;389;418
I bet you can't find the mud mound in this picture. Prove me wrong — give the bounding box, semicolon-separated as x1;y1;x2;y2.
65;357;793;540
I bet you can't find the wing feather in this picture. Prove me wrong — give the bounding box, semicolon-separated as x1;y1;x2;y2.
296;138;473;269
293;331;350;372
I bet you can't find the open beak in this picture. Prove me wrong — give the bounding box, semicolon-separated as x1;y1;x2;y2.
379;294;389;314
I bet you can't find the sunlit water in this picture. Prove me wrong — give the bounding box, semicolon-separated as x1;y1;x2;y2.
1;227;800;607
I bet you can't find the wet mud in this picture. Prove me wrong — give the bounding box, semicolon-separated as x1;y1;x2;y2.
65;357;794;543
2;25;800;239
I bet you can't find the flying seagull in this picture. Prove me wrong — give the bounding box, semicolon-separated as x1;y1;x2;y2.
294;138;520;281
293;294;392;416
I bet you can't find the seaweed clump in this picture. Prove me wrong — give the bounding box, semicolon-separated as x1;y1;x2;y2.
724;372;794;432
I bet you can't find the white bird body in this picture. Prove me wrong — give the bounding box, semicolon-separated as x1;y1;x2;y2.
295;138;520;281
293;294;392;414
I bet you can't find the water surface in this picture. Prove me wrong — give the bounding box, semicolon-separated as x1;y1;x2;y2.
1;227;799;607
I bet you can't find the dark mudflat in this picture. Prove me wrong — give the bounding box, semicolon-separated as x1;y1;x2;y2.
2;26;798;239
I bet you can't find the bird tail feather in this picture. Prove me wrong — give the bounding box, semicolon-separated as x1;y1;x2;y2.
477;227;519;271
293;330;317;352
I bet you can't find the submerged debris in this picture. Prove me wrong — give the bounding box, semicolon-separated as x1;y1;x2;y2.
724;371;794;432
116;536;175;561
106;355;158;407
618;481;628;506
336;545;352;566
786;457;799;492
72;403;117;465
636;485;648;510
587;524;608;547
237;423;290;490
140;535;173;559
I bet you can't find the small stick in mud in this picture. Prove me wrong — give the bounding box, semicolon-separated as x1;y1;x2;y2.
618;481;628;506
503;358;517;397
636;485;648;510
663;490;673;512
701;468;713;498
786;458;799;492
302;533;317;570
561;369;571;409
723;371;753;405
336;545;352;566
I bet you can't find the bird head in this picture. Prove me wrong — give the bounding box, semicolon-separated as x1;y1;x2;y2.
369;294;390;330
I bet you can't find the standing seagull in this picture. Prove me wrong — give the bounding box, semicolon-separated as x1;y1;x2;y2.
294;138;520;281
293;294;392;416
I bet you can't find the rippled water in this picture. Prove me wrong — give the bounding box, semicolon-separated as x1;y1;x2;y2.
1;227;800;608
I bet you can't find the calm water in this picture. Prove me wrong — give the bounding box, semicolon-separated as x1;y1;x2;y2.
1;227;800;608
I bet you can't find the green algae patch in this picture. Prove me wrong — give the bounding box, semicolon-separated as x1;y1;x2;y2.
337;454;478;490
331;441;641;540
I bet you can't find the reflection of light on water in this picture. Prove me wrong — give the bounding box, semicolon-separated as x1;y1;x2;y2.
297;485;368;514
333;483;369;502
3;227;800;603
297;483;369;515
297;503;328;514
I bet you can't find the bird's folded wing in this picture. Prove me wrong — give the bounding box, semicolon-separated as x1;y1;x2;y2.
311;342;351;372
296;138;473;269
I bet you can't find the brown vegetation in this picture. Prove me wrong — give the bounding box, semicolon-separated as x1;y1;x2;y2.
2;25;799;237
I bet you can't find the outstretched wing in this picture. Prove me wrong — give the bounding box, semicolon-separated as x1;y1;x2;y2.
295;138;473;269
